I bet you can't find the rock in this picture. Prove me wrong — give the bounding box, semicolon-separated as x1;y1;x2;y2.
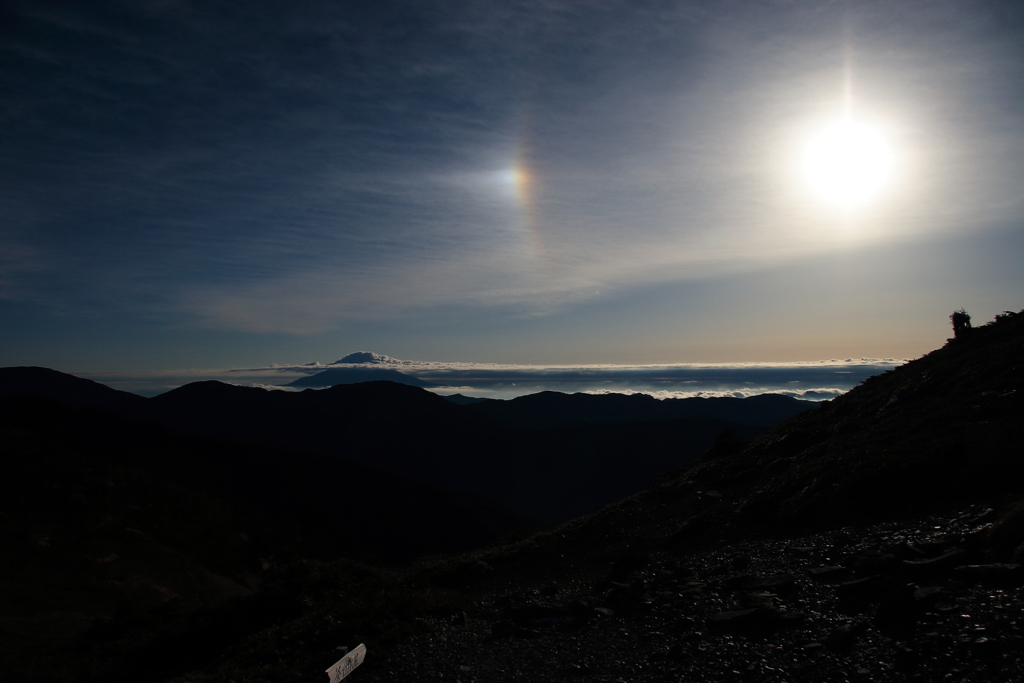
915;539;953;555
836;576;886;607
912;585;948;609
490;620;541;639
609;553;649;581
707;608;759;628
605;583;633;606
707;605;803;631
824;622;867;652
846;550;900;575
952;563;1023;586
667;515;713;548
886;541;928;560
902;548;969;575
730;555;751;570
893;645;920;672
559;663;592;677
873;585;918;637
748;573;799;593
490;620;519;639
1012;542;1024;564
807;566;850;583
966;508;996;525
723;573;758;590
564;599;594;618
505;602;565;623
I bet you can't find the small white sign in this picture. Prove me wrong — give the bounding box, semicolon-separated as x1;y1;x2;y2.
325;643;366;683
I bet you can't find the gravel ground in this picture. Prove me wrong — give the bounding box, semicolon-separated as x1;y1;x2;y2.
355;504;1023;682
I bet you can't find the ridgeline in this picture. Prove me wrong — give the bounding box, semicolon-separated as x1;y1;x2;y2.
1;310;1022;682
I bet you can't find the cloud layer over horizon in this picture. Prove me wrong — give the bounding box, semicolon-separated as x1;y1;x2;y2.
77;352;906;400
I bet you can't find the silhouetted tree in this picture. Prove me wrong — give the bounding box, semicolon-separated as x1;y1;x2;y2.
950;308;972;339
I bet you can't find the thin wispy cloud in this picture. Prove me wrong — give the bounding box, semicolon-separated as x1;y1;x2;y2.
2;0;1021;370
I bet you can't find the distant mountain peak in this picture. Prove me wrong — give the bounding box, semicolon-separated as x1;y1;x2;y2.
332;351;401;365
286;366;435;389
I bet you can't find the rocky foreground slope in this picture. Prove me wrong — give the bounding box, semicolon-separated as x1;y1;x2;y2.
4;312;1023;683
187;312;1023;683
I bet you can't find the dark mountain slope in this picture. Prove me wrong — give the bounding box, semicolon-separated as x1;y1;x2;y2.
479;310;1024;570
467;390;813;429
0;365;147;416
503;417;766;524
3;395;529;550
0;394;537;678
149;380;779;525
663;310;1024;534
285;366;436;388
85;312;1022;683
149;380;517;497
323;312;1023;682
1;369;808;527
6;313;1023;683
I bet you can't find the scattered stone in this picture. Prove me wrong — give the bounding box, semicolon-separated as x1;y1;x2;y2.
902;548;969;575
836;576;886;606
846;550;900;575
707;605;803;631
887;541;928;560
823;622;867;652
609;553;649;581
564;599;593;618
748;573;798;593
807;566;850;583
952;563;1023;585
874;585;918;637
489;621;519;639
913;586;948;608
893;645;920;672
505;602;564;623
723;573;758;590
966;508;996;525
787;546;816;555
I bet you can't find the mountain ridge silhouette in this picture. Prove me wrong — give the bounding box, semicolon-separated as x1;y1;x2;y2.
1;367;814;524
2;310;1022;683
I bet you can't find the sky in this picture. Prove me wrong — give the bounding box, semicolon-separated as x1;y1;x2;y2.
2;0;1023;385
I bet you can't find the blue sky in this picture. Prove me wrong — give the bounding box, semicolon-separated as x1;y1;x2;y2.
2;0;1022;378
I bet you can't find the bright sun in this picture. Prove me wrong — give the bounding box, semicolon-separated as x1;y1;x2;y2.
803;119;892;208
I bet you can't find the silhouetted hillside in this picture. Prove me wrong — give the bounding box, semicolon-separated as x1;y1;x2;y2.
0;394;534;679
0;366;148;416
652;309;1024;535
442;393;488;405
3;311;1022;683
327;310;1021;683
285;366;436;388
0;394;530;563
150;380;786;525
3;367;784;527
466;390;813;429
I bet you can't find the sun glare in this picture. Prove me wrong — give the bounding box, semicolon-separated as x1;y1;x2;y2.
803;119;892;208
